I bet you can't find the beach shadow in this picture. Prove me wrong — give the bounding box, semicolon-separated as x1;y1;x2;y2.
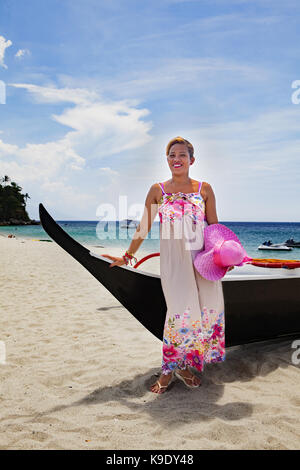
34;336;299;428
96;305;124;311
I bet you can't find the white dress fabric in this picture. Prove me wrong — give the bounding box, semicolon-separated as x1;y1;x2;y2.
158;181;226;375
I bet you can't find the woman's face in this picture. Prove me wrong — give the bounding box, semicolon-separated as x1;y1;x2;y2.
167;143;193;174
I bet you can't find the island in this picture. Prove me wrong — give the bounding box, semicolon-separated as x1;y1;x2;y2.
0;175;40;226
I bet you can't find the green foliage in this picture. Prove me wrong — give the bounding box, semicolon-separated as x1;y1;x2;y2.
0;175;31;222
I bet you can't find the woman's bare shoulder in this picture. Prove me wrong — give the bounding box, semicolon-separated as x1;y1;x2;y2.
148;183;163;204
200;181;213;201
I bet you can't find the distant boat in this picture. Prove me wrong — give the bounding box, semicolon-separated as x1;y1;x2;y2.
258;240;292;251
120;219;139;229
284;239;300;248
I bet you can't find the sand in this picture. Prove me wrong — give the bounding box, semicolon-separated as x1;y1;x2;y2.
0;235;299;450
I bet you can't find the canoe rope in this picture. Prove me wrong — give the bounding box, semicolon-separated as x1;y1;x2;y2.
133;253;300;269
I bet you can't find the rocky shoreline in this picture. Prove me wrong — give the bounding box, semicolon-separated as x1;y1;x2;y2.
0;219;40;226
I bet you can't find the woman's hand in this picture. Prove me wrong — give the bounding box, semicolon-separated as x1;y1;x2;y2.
101;254;127;268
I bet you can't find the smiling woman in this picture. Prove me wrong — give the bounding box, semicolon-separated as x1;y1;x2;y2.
102;135;228;395
166;136;194;159
150;136;226;393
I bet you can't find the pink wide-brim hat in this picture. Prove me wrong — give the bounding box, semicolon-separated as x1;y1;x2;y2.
194;223;252;281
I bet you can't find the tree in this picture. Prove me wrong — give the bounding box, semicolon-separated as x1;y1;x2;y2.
0;176;31;223
1;175;10;186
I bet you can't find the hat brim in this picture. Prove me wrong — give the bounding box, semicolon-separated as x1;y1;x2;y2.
194;249;228;281
204;223;243;252
194;223;246;281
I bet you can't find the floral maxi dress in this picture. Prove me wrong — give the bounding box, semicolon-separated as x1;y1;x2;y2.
158;181;226;375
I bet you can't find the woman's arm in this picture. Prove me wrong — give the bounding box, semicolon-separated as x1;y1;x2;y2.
204;183;234;271
204;183;219;225
101;184;159;267
126;184;159;255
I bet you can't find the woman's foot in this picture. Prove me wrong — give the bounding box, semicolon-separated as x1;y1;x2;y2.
175;367;201;388
150;372;174;394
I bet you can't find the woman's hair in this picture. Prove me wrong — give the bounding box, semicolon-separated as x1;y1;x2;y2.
166;136;194;159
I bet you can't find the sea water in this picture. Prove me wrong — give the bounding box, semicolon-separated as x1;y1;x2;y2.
1;220;300;261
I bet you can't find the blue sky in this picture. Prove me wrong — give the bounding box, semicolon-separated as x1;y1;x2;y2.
0;0;300;221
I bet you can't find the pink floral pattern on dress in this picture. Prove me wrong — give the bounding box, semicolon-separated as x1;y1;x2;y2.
158;192;206;225
162;306;225;374
158;182;225;376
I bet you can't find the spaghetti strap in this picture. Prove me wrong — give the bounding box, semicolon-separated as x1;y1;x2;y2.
158;182;165;194
198;181;202;193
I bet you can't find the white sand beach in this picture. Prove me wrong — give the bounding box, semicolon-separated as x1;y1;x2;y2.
0;235;299;450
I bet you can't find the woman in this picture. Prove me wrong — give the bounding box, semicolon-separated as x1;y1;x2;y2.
102;136;231;394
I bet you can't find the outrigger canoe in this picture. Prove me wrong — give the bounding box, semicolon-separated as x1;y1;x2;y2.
39;203;300;347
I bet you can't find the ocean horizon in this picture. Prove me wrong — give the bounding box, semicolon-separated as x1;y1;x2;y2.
1;220;300;261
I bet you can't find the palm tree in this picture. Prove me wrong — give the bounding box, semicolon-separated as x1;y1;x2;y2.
1;175;10;186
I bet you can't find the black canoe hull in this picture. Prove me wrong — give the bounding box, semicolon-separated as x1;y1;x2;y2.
39;203;300;347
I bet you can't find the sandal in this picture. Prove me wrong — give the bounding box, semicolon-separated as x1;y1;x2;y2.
175;369;201;389
150;373;174;394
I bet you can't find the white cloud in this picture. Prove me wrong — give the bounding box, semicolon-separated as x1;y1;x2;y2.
0;139;19;155
177;106;300;188
15;48;31;58
11;83;99;105
0;35;12;69
40;180;95;209
125;12;281;46
53;101;152;159
79;57;269;101
10;83;153;159
0;138;85;182
0;83;152;216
